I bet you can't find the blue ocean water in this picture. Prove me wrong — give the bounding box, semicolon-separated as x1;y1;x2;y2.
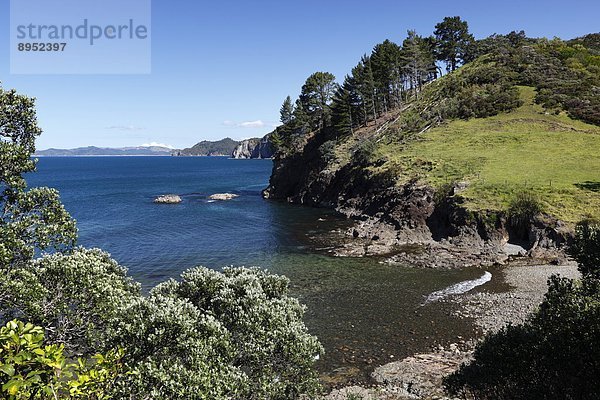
27;156;490;384
28;156;329;287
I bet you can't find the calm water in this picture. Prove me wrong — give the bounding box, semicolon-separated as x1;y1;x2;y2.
28;156;489;384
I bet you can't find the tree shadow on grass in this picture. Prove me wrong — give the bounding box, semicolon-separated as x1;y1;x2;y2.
574;181;600;192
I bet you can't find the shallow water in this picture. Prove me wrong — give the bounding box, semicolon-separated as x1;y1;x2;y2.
28;156;495;384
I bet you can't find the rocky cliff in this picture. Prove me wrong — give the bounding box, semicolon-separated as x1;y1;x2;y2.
264;129;573;267
231;134;274;159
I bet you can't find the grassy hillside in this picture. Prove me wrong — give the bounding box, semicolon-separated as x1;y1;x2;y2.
374;86;600;222
269;33;600;227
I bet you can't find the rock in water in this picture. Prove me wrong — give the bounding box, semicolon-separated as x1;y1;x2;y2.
154;194;182;204
208;193;239;201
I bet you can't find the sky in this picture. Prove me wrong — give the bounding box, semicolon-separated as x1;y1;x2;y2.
1;0;599;150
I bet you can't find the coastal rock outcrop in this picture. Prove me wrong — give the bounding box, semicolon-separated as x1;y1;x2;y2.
263;133;570;266
208;193;239;201
154;194;182;204
231;135;273;159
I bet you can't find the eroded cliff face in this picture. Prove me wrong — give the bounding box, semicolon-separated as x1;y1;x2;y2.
232;135;274;159
263;140;571;267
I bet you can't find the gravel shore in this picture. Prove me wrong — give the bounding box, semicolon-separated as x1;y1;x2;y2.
453;262;580;334
324;261;581;399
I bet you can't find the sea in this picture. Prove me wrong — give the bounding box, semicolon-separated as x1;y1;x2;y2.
27;156;495;384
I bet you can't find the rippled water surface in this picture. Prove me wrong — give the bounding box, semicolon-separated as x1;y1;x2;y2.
28;156;491;384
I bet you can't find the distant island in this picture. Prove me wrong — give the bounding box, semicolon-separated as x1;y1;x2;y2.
34;145;175;157
36;134;274;159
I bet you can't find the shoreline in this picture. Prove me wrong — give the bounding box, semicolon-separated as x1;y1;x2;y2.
325;261;580;399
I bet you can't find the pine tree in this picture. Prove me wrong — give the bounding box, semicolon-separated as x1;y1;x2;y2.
434;16;475;72
402;30;434;99
370;40;403;112
299;72;337;130
292;98;310;132
279;95;294;125
352;56;377;124
331;75;360;136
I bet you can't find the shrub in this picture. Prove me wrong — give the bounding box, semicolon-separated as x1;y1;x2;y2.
151;267;324;399
570;220;600;279
0;248;140;354
353;139;377;165
107;294;246;400
434;182;455;205
318;140;338;164
0;319;124;399
1;254;324;399
507;190;542;235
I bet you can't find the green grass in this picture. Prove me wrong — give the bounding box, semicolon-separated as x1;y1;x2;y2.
377;86;600;223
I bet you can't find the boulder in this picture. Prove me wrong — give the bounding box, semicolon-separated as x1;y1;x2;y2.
154;194;182;204
208;193;239;201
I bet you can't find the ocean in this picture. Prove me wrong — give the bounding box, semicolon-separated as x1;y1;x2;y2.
28;156;490;384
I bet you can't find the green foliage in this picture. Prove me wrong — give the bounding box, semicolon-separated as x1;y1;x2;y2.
108;294;245;399
568;33;600;54
512;38;600;125
0;319;124;400
280;95;294;125
1;252;324;399
370;39;404;110
330;76;359;136
402;30;437;95
0;248;140;354
507;190;542;233
433;182;455;205
570;220;600;279
151;266;324;399
299;71;338;130
318;140;337;164
0;86;77;268
445;216;600;399
434;16;475;72
444;275;600;399
353;139;377;166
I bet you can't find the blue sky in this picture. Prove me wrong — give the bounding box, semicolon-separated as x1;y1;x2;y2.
1;0;599;150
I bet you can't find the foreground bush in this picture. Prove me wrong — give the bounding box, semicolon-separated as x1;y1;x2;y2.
571;219;600;278
0;248;141;354
1;253;323;399
0;320;123;399
150;267;324;399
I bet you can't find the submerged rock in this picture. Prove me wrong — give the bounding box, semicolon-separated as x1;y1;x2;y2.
153;194;182;204
208;193;239;201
